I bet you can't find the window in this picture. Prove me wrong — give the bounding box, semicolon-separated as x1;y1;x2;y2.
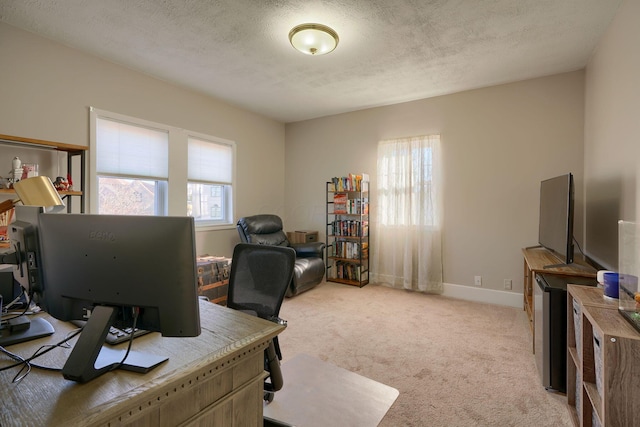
187;135;234;226
371;134;442;292
377;135;438;227
90;108;235;229
94;114;169;215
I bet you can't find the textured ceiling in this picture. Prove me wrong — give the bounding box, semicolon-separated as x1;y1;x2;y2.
0;0;622;123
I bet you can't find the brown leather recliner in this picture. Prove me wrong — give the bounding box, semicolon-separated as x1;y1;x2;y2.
236;214;325;297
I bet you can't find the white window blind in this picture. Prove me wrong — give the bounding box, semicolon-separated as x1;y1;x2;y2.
188;137;233;184
96;117;169;179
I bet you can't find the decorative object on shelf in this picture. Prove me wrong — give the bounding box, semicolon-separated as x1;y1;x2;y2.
289;23;339;56
53;176;70;191
8;166;22;184
20;163;39;180
12;156;21;170
326;174;370;287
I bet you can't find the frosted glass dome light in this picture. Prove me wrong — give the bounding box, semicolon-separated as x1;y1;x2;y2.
289;23;339;56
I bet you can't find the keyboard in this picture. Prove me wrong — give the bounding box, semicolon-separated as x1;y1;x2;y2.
70;320;151;345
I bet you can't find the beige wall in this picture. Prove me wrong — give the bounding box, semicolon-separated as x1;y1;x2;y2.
584;0;640;270
286;71;586;295
1;20;596;299
0;23;286;257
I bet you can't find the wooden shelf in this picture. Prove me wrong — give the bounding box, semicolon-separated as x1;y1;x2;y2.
327;277;367;287
327;234;365;240
0;134;87;213
0;189;82;196
567;285;640;426
327;255;368;264
326;178;369;288
0;133;86;152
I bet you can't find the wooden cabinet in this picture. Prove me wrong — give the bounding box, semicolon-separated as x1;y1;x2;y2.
567;285;640;426
522;247;597;350
326;176;369;287
0;133;86;213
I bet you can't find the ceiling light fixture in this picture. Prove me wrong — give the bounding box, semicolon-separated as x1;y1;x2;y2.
289;23;339;56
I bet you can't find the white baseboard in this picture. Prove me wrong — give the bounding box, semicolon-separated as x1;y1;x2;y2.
442;282;522;308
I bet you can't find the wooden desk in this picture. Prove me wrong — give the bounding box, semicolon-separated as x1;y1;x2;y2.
522;247;597;351
0;300;284;426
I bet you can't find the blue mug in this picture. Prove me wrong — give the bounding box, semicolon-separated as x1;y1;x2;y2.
603;272;619;299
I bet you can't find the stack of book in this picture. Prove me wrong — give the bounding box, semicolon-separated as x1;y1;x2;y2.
331;241;368;260
328;219;369;237
328;173;369;192
330;262;367;281
333;192;348;214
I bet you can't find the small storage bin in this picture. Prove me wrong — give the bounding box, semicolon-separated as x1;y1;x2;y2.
593;328;603;397
573;298;582;356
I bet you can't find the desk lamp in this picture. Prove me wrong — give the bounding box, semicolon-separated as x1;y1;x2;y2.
0;176;64;347
0;176;65;215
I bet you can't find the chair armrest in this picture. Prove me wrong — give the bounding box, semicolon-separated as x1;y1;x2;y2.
290;241;325;258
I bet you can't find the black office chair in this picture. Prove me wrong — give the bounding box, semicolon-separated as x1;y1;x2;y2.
227;243;296;403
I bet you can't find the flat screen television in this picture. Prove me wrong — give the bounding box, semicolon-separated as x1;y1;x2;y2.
37;213;201;382
538;173;574;266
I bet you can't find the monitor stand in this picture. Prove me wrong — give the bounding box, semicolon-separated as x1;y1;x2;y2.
0;316;55;347
62;305;168;383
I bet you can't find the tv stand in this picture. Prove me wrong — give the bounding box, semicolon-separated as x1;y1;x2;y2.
522;246;597;352
543;261;594;272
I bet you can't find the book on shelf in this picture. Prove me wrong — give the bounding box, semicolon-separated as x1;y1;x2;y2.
333;192;348;214
329;219;367;237
331;196;368;215
330;173;369;192
330;261;362;281
333;241;366;260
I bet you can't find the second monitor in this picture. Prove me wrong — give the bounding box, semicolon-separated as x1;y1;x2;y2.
38;213;201;382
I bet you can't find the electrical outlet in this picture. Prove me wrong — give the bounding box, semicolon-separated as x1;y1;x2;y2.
504;279;512;290
474;276;482;286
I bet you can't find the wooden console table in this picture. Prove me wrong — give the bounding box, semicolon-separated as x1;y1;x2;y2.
522;246;597;351
0;300;284;426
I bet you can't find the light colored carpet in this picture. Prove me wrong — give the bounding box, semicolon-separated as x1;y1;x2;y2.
277;281;572;427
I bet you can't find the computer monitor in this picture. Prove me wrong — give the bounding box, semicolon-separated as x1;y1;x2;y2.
0;206;54;347
37;213;201;382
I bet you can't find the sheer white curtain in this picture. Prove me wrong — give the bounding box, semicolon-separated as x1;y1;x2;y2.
371;135;443;292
